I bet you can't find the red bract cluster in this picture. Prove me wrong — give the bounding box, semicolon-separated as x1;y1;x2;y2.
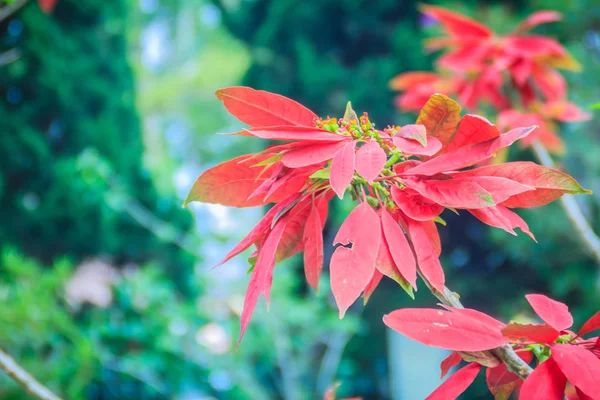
384;294;600;400
391;6;591;153
185;87;590;344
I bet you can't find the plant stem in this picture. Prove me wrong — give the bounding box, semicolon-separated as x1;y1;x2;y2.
531;140;600;265
0;348;62;400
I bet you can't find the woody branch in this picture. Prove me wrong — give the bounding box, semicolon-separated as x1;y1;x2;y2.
0;348;63;400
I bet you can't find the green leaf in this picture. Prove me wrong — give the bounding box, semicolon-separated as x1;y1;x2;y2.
310;168;331;180
251;154;281;167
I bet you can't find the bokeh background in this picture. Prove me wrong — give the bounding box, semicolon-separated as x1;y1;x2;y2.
0;0;599;399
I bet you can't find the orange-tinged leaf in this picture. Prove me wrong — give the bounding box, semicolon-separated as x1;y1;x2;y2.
519;357;567;400
216;86;317;127
391;186;444;221
416;94;462;151
390;72;440;90
184;155;303;207
403;177;495;209
451;162;591;208
281;141;346;168
275;198;315;262
551;344;600;398
526;294;573;331
486;351;532;399
446;115;500;153
502;323;560;344
355;141;386;184
303;203;324;292
245;126;348;142
402;126;536;176
426;363;481;400
440;352;462;379
396;124;428;146
420;5;492;38
330;141;356;199
407;219;445;292
578;311;600;338
380;208;417;288
383;308;507;351
330;203;380;318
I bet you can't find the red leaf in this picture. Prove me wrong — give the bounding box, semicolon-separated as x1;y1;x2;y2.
446;115;500;153
486;351;532;399
239;218;287;344
515;10;562;32
440;352;463;379
330;141;357;199
526;294;574;331
579;311;600;338
469;206;536;241
245;126;348;142
443;307;506;331
426;363;481;400
215;87;317;127
519;357;567;400
391;186;444;221
38;0;58;13
390;72;441;91
380;208;417;288
330;203;381;317
403;126;536;176
303;203;324;292
451;176;534;204
420;5;492;38
396;124;428;146
393;136;443;156
281;141;346;168
363;269;383;305
502;323;561;344
415;94;462;151
551;344;600;398
532;64;567;102
354;141;387;183
375;227;405;285
403;177;495;209
384;308;507;351
576;387;596;400
451;162;591;208
407;219;445;292
184;155;304;207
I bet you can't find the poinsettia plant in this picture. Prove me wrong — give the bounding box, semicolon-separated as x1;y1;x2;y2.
185;86;593;398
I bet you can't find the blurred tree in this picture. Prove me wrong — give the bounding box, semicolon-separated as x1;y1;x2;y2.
0;0;195;287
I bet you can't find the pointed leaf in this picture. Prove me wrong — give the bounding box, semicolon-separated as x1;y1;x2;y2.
426;363;481;400
391;186;444;221
453;162;591;208
281;141;347;168
343;101;359;123
403;127;536;176
502;323;561;344
330;141;356;199
469;206;536;241
355;141;386;183
446;115;500;153
452;176;534;204
551;344;600;398
331;203;381;317
526;294;574;331
397;124;428;146
216;86;317;127
420;5;492;38
383;308;507;351
407;219;445;292
440;352;463;379
578;311;600;338
245;126;348;142
515;10;562;32
184;155;303;207
380;208;417;288
363;269;383;305
303;203;324;292
416;94;462;151
393;136;443;156
403;177;495;209
519;357;567;400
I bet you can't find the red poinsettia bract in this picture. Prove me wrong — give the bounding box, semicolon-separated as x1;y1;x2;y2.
384;294;600;400
185;87;590;344
390;6;591;153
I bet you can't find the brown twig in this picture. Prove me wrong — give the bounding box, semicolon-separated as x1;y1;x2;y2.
0;348;62;400
531;140;600;265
